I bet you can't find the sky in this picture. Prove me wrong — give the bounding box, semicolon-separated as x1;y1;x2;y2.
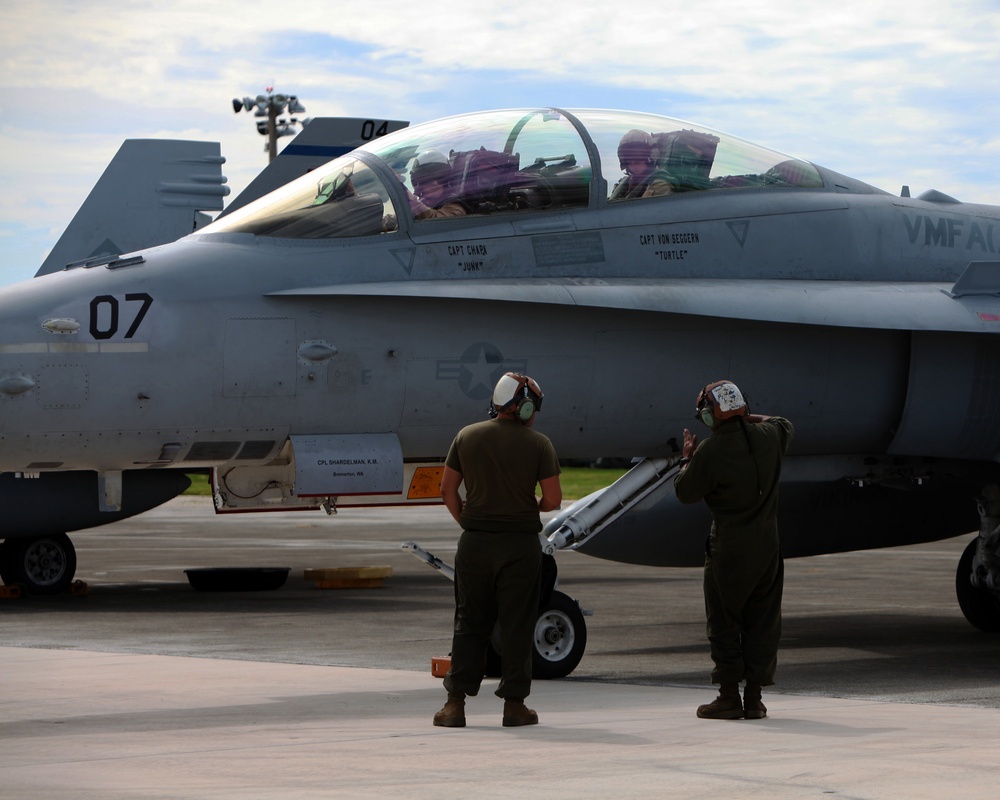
1;0;998;286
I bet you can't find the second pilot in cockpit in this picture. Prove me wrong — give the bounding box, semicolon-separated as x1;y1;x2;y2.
609;130;673;201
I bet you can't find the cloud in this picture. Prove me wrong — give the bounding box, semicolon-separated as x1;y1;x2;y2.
1;0;998;284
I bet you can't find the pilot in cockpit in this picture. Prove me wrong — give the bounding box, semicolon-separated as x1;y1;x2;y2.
609;130;673;201
407;150;468;220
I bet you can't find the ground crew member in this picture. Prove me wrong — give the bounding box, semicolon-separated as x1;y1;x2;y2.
434;372;562;728
674;380;793;720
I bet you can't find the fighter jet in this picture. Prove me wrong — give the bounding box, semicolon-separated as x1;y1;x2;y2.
3;107;1000;679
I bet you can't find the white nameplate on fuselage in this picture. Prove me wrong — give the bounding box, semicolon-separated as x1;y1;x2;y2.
290;433;403;497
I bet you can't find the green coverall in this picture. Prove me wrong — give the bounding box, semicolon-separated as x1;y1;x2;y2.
674;416;793;686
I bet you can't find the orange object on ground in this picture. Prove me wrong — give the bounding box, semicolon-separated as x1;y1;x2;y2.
431;656;452;677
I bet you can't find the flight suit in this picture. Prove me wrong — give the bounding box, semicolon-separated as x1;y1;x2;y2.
674;416;793;686
414;199;467;219
442;417;561;700
609;169;674;200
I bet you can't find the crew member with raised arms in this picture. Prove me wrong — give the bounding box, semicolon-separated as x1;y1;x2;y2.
674;380;793;720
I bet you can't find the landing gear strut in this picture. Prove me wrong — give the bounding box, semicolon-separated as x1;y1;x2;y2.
0;533;77;595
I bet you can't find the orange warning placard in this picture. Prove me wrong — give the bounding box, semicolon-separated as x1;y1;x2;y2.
407;466;444;499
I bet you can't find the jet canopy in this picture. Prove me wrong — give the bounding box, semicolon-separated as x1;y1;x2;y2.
204;108;825;240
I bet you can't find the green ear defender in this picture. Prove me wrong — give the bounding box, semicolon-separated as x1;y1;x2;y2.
516;397;536;422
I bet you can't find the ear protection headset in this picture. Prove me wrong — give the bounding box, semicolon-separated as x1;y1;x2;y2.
489;372;544;423
695;379;763;494
697;405;716;429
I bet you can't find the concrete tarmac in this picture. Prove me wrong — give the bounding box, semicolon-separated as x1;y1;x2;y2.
3;646;998;799
3;496;1000;798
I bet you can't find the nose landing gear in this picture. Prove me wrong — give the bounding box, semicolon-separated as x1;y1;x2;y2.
404;540;590;679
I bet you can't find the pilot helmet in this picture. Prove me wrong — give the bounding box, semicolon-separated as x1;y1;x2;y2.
411;149;453;189
489;372;544;423
617;129;653;170
695;380;748;428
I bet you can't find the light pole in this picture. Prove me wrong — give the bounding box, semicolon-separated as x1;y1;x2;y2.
231;87;307;162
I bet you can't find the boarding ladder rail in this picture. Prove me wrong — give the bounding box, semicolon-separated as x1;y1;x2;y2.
543;457;681;552
401;541;456;581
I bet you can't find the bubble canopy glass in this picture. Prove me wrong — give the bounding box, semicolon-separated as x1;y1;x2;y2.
204;108;825;239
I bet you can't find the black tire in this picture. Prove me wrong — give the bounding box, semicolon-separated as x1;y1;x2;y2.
484;590;589;680
956;538;1000;632
0;533;77;595
531;590;587;679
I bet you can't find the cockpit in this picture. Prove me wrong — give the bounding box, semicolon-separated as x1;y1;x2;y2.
204;108;826;240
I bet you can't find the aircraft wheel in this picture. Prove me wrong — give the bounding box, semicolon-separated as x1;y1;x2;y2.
482;590;588;680
0;533;77;595
956;538;1000;632
531;590;587;679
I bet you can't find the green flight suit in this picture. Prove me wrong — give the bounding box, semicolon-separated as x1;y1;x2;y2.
442;417;561;700
674;416;793;686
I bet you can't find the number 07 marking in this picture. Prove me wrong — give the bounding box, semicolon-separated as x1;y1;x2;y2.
89;292;154;340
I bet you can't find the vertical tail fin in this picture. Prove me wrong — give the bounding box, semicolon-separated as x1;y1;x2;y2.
36;140;228;277
218;118;408;217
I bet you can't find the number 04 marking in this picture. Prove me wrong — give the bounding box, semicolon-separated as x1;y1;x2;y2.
360;120;391;140
89;292;154;340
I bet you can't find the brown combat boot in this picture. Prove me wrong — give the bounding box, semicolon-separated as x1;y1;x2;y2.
743;682;767;719
502;697;538;727
696;683;743;720
433;692;466;728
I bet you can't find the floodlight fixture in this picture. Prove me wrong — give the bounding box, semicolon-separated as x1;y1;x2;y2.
232;86;308;162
